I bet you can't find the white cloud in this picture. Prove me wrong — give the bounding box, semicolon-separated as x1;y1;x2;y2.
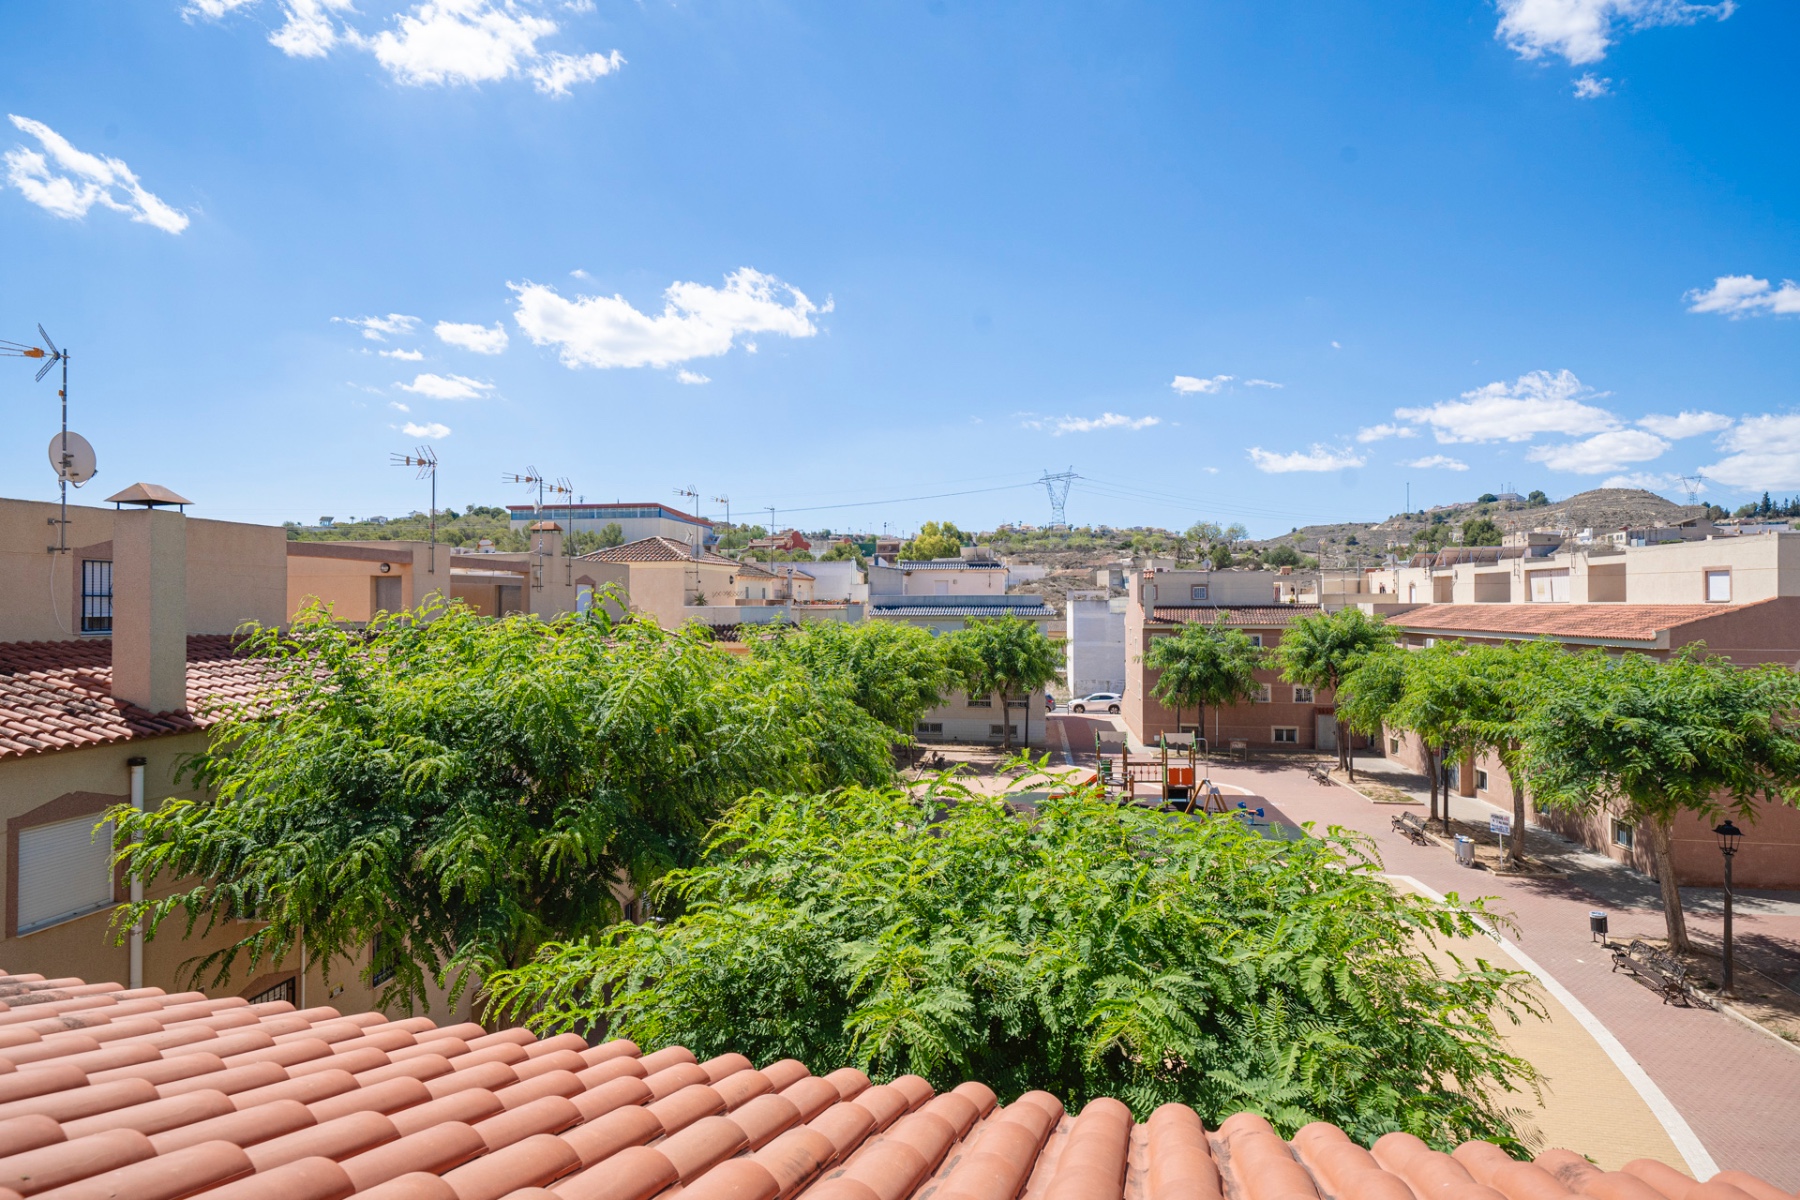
1636;410;1732;438
3;115;188;234
1397;369;1618;443
529;50;624;95
1496;0;1734;66
1600;471;1682;491
397;372;492;400
336;313;420;342
512;268;826;369
1244;379;1283;389
193;0;622;95
380;347;425;361
1684;274;1800;317
402;421;452;439
570;268;590;279
1356;423;1418;444
1702;414;1800;490
435;320;509;354
1171;374;1232;394
676;370;710;385
1022;413;1160;435
1404;455;1470;471
1573;73;1612;98
389;401;411;412
1248;445;1366;473
1528;428;1669;473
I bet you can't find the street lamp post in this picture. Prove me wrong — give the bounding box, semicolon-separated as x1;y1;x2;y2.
1713;820;1743;998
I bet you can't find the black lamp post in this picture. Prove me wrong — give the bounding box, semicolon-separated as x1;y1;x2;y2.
1713;820;1743;998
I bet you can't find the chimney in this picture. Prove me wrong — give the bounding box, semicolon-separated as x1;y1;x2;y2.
109;491;189;714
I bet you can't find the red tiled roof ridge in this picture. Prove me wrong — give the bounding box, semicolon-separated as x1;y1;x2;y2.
580;537;738;566
0;969;1763;1200
1393;598;1779;642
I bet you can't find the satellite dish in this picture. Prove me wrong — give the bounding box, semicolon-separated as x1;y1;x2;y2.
47;431;97;485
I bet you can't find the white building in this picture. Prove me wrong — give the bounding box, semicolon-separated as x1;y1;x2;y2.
508;502;713;546
1066;590;1126;697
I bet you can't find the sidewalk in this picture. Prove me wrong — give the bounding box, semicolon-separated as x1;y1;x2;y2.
1208;758;1800;1187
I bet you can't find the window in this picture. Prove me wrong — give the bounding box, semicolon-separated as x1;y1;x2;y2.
1255;683;1272;703
990;724;1020;738
1272;727;1298;744
246;977;297;1006
1423;637;1436;648
81;560;112;635
1528;569;1570;603
1706;570;1731;603
1247;634;1263;648
966;695;992;708
1292;686;1315;703
1190;584;1208;601
1475;768;1490;792
17;815;116;935
370;932;396;987
1612;820;1635;850
1389;735;1400;754
914;721;943;735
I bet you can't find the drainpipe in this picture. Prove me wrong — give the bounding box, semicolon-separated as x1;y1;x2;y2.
127;756;146;989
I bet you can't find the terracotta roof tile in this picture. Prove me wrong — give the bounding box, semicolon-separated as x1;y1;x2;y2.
580;539;737;566
1392;601;1770;643
0;636;270;762
0;970;1767;1200
1148;605;1321;628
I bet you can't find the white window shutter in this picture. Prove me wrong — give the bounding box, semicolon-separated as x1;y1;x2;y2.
17;815;115;935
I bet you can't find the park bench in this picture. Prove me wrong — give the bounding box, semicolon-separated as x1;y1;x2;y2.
1306;761;1333;786
1610;939;1714;1008
1392;811;1431;845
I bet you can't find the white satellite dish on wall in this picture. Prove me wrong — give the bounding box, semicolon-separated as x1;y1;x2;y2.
48;431;96;485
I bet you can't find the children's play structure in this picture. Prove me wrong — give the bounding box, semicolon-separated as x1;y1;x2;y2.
1095;730;1233;814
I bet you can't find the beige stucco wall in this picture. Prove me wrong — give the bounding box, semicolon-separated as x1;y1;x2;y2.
614;561;737;629
0;499;285;643
1622;534;1797;603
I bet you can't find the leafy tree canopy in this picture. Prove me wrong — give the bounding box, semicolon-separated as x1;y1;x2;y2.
1262;543;1303;568
1460;518;1503;547
1143;618;1262;746
1521;648;1800;949
950;617;1063;750
488;781;1541;1149
749;620;960;739
110;599;896;1011
1272;609;1395;770
569;523;625;555
818;541;866;565
1526;490;1548;506
902;521;968;560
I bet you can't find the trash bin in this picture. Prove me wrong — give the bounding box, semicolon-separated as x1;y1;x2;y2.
1589;911;1609;943
1454;835;1475;867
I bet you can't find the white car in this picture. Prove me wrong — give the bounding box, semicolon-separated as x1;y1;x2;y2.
1070;692;1122;714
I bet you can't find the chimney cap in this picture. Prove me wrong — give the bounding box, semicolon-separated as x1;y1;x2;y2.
107;482;192;510
528;520;562;532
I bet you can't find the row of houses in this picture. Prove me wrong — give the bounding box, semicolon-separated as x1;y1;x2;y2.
1112;530;1800;891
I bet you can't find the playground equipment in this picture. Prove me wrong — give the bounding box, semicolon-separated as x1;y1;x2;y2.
1160;733;1198;806
1093;730;1236;814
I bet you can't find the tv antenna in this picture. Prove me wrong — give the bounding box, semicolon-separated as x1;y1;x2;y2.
391;446;438;573
4;325;85;554
1676;474;1707;508
711;494;731;528
1039;467;1076;529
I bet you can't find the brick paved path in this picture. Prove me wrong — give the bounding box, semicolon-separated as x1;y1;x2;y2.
1202;758;1800;1188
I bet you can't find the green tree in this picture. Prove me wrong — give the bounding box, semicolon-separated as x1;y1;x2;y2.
1272;609;1395;772
1521;649;1800;950
901;521;967;560
568;523;625;555
488;781;1541;1148
1456;641;1569;867
1142;618;1263;754
1526;490;1547;506
1477;493;1498;504
1385;641;1482;832
108;598;895;1011
950;617;1063;751
818;541;866;567
749;620;958;741
1335;642;1408;783
1262;543;1303;568
1460;517;1503;547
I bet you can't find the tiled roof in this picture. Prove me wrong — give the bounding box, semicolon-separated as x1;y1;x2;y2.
1149;605;1321;628
891;561;1002;571
1391;602;1768;644
870;602;1055;619
0;969;1775;1200
581;538;738;566
0;636;266;761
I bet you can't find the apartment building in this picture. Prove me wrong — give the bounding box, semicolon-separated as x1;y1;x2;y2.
1066;590;1126;697
505;501;713;546
1121;568;1353;753
578;536;740;628
867;558;1008;597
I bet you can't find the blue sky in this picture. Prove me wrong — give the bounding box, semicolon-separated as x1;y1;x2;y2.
2;0;1795;537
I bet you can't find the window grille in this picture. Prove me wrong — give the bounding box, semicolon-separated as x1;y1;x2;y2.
246;977;297;1006
81;560;112;634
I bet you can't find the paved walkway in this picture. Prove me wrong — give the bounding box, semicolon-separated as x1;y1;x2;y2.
1200;756;1800;1187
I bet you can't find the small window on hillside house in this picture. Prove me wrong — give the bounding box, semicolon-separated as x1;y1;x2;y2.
1190;585;1208;601
1293;686;1314;703
1272;727;1298;744
1706;570;1731;603
81;560;112;634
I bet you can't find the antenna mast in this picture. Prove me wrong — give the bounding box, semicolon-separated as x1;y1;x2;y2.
391;446;439;574
4;325;74;553
1038;467;1076;529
